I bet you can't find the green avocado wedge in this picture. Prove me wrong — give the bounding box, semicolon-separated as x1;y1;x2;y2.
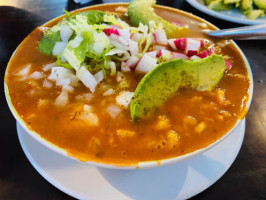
128;0;188;38
130;55;226;121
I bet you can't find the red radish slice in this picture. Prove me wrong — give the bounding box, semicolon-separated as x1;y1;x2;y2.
200;40;205;48
197;50;208;58
121;61;131;72
135;54;158;73
171;52;189;60
149;33;156;45
154;45;166;51
208;47;214;55
154;27;167;45
128;40;139;56
168;39;177;51
225;59;232;70
185;39;201;56
103;28;120;36
157;49;171;60
126;56;139;69
145;51;157;58
118;29;130;41
174;38;187;51
190;55;201;60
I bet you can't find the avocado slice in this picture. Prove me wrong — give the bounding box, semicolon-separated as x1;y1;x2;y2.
241;0;253;10
130;55;226;121
128;0;188;38
254;0;266;10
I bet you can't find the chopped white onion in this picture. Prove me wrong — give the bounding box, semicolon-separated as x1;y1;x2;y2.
116;91;134;108
103;88;115;96
56;78;71;86
43;62;56;72
110;33;128;45
43;79;53;88
15;64;31;76
77;112;99;126
106;104;122;119
116;71;124;82
83;93;93;102
69;34;83;48
52;41;67;56
28;71;44;80
93;41;104;55
55;89;68;107
135;54;158;73
94;70;104;83
60;25;73;42
76;65;97;93
63;85;75;93
84;104;93;112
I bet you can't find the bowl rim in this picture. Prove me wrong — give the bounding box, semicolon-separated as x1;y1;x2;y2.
4;3;254;170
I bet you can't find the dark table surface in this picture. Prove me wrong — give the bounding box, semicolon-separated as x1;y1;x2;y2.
0;0;265;199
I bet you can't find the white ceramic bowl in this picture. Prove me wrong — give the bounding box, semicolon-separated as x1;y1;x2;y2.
4;3;253;169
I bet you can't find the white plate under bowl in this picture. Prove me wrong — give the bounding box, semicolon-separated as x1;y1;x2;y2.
186;0;266;25
17;119;245;200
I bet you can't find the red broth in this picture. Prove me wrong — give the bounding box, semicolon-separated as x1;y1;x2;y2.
5;4;250;165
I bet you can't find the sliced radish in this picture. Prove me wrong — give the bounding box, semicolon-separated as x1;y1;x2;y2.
154;45;166;51
200;40;205;48
185;39;201;57
190;55;200;60
126;55;139;69
208;47;214;55
130;33;143;42
60;25;73;42
76;65;97;93
135;54;158;73
52;42;67;56
174;38;187;51
168;39;177;51
103;28;120;36
121;61;131;72
154;27;168;45
128;40;139;56
149;33;156;45
157;49;172;61
110;40;129;51
110;34;128;45
145;51;157;58
225;59;232;70
56;78;70;86
118;28;130;41
171;52;189;60
197;50;208;58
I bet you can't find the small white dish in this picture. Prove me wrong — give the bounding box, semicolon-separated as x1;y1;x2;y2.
17;119;245;200
186;0;266;25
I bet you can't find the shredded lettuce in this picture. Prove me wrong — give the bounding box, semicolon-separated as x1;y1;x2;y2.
103;14;129;29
